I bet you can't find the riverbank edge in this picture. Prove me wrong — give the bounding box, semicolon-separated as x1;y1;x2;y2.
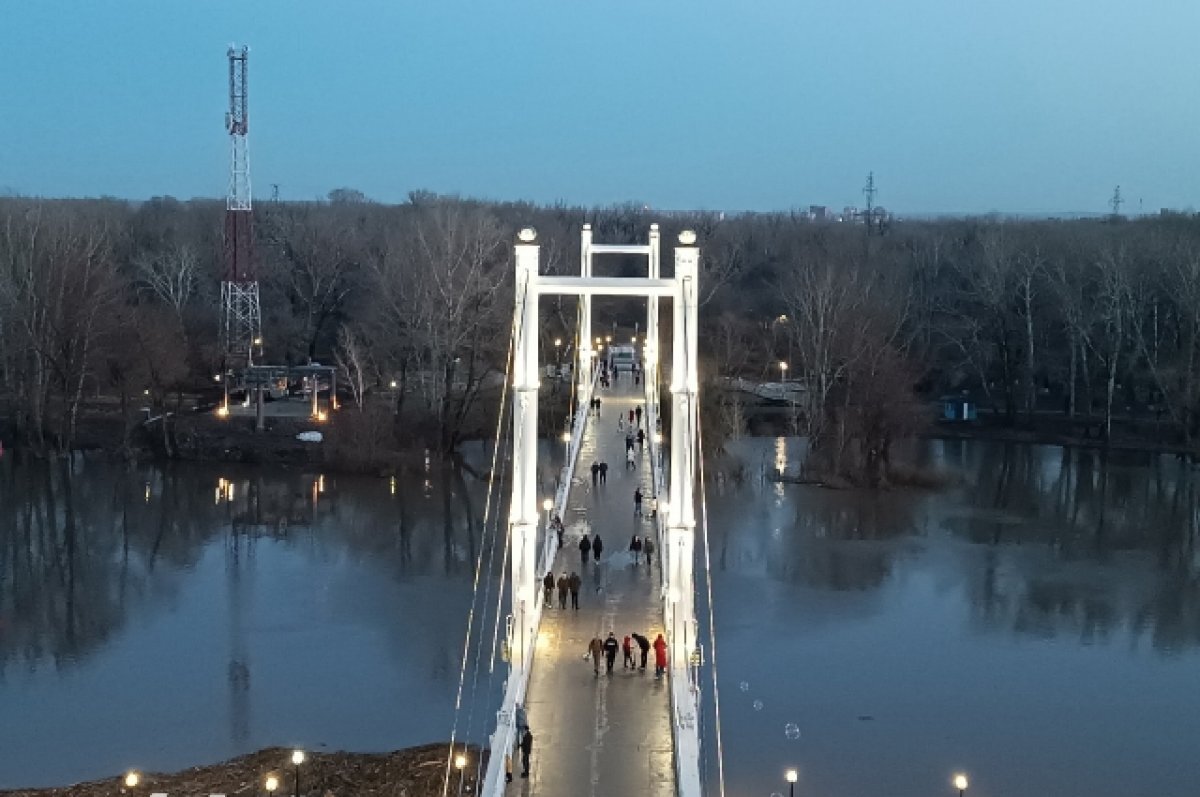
0;743;487;797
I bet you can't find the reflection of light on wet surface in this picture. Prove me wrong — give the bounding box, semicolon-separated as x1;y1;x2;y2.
774;437;787;498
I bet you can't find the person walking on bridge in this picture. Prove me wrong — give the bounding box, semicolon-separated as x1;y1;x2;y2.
635;405;643;427
629;534;643;563
590;460;599;484
592;534;603;562
622;635;635;669
586;636;603;675
643;535;655;566
633;632;651;670
634;488;643;517
653;633;668;677
579;534;591;565
568;571;581;609
637;428;645;450
599;461;609;483
603;632;620;674
542;571;554;606
628;408;635;425
557;572;569;609
519;728;534;778
626;447;636;469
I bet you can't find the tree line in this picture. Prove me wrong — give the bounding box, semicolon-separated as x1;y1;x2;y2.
3;192;1199;471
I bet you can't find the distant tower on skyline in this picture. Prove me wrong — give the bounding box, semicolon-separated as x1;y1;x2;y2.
219;44;263;367
863;171;877;233
1110;185;1123;217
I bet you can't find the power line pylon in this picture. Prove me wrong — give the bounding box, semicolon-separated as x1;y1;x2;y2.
863;171;877;234
220;45;263;367
1110;185;1123;217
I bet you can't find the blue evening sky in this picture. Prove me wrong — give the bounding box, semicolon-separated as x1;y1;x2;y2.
1;0;1196;214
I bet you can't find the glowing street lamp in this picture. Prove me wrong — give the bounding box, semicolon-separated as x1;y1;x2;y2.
542;497;553;527
265;774;279;795
779;361;789;379
123;770;140;791
953;773;969;797
785;768;798;797
291;750;306;797
454;754;468;797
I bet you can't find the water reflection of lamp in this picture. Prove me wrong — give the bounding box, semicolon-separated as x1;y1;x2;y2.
953;773;969;797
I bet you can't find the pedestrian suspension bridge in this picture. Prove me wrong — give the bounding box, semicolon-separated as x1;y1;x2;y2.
442;224;726;797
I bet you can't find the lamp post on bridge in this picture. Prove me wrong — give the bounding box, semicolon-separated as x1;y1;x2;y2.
785;767;798;797
953;773;969;797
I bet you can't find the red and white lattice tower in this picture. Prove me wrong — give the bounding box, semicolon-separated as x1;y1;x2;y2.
220;45;263;366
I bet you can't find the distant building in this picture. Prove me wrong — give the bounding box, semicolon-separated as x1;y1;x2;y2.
808;205;829;221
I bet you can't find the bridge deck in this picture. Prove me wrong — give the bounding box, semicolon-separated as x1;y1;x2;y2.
515;379;674;797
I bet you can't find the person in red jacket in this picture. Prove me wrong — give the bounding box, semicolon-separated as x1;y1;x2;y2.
653;633;668;677
622;635;635;669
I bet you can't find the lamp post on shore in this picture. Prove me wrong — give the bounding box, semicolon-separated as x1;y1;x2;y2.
455;754;468;797
291;750;305;797
264;774;279;797
785;768;798;797
953;773;969;797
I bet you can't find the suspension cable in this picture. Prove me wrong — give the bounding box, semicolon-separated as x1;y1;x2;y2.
693;298;728;797
441;276;523;797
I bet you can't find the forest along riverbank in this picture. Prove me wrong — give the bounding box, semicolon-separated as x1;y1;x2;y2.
0;745;484;797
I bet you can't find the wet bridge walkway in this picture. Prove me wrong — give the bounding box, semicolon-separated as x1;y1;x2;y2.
514;378;673;796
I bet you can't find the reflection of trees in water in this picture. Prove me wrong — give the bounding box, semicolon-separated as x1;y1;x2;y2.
0;457;491;673
718;438;1200;652
953;444;1200;652
775;493;923;591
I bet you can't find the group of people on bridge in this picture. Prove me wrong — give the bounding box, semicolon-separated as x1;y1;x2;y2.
585;631;668;677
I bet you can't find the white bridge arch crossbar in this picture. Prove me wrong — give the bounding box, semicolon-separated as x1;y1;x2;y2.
481;226;702;797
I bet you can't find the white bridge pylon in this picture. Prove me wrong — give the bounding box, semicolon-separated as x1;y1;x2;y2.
481;224;702;797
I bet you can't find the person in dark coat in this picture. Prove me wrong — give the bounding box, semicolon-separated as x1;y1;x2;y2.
653;633;668;677
552;515;564;547
579;534;591;564
633;488;643;516
556;572;569;609
637;428;645;449
592;534;603;562
519;729;534;777
603;632;620;674
625;434;635;452
568;571;581;609
599;461;608;483
643;535;655;566
633;633;651;670
586;636;603;675
635;405;643;426
629;534;643;562
628;408;635;425
590;461;600;484
542;571;554;605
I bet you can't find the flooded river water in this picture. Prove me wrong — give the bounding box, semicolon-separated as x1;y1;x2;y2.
1;438;1197;795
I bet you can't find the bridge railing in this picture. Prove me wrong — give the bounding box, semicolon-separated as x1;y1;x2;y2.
646;391;704;797
478;363;597;797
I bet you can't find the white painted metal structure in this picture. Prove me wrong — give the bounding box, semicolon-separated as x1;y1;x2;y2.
481;225;703;797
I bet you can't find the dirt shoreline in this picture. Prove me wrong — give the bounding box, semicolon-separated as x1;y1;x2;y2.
0;744;486;797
